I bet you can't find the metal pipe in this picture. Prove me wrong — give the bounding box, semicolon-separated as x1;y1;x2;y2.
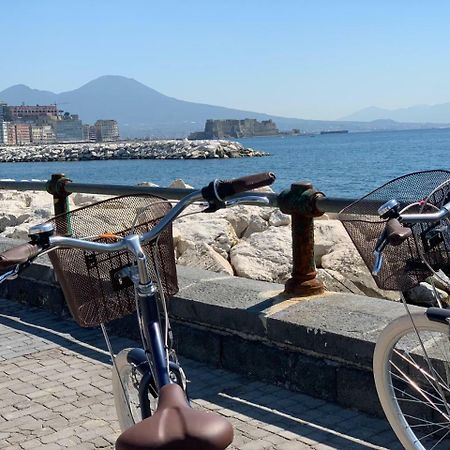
0;179;279;205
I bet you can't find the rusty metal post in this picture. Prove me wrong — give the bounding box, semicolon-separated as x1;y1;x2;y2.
46;173;72;235
278;181;325;296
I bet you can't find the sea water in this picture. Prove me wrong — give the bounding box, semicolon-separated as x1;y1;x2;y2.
1;128;449;198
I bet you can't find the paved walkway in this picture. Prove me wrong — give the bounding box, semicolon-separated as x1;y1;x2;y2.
0;298;402;450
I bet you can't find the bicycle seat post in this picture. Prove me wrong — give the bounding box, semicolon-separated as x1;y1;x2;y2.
123;235;171;390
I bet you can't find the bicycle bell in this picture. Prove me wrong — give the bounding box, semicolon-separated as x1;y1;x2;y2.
28;223;55;244
378;199;400;219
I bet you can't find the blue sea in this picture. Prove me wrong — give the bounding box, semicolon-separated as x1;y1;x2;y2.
2;128;450;198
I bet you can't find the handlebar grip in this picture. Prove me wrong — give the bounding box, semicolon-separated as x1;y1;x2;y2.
386;218;412;246
215;172;276;199
0;243;42;270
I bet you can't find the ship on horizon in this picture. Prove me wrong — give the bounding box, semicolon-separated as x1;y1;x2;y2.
320;129;349;135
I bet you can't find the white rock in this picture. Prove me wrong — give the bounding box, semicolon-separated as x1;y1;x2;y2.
314;219;352;267
269;209;290;227
230;226;292;283
2;223;33;240
173;217;238;259
242;214;269;238
72;192;111;207
177;242;234;275
168;179;194;189
317;268;365;295
321;243;398;300
215;205;274;238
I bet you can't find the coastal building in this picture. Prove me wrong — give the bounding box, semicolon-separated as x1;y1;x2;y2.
9;104;58;120
0;102;11;122
14;123;32;145
31;125;56;144
53;114;83;142
94;120;119;142
189;119;279;139
6;123;16;145
82;124;97;142
0;121;8;144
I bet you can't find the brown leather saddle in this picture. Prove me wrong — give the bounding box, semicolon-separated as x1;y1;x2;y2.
115;383;233;450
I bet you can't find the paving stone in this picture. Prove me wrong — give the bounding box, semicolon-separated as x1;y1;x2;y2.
0;298;398;449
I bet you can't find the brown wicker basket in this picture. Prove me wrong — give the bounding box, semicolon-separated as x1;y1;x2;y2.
48;194;178;327
338;170;450;292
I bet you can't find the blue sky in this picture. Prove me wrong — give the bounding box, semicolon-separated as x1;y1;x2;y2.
2;0;450;119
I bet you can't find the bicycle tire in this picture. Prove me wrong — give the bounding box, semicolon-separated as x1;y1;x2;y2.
112;348;158;431
374;312;450;450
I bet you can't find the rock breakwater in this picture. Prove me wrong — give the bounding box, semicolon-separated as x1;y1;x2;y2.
0;140;268;163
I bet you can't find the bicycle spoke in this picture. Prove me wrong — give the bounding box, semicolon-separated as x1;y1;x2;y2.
393;349;450;399
390;360;450;421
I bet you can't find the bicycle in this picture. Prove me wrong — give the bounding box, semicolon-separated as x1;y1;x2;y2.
338;170;450;450
0;172;276;450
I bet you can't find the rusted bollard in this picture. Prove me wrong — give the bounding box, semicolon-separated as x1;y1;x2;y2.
278;181;325;297
46;173;72;235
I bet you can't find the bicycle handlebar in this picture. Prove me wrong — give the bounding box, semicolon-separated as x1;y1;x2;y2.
201;172;276;204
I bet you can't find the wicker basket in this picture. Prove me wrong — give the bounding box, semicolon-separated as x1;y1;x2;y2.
48;194;178;327
338;170;450;291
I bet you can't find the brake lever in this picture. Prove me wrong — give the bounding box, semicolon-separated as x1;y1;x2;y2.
0;264;21;284
225;196;271;207
372;232;388;276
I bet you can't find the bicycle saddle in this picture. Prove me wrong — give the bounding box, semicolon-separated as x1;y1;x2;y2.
115;383;233;450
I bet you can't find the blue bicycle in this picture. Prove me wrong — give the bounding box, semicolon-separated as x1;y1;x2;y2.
0;173;275;449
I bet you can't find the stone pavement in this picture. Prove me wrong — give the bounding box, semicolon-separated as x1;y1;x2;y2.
0;298;402;450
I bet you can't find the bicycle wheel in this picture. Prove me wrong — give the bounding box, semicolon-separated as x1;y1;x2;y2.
374;312;450;449
112;348;158;431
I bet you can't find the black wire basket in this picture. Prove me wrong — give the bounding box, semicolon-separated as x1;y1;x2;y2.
48;194;178;327
338;170;450;291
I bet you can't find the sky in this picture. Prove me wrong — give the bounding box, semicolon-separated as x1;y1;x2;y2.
2;0;450;120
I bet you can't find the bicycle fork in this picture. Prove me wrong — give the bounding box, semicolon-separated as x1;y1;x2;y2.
122;235;172;390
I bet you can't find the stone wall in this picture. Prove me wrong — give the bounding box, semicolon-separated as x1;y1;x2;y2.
189;119;279;139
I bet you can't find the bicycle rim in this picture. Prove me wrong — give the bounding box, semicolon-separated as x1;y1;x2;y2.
374;312;450;450
112;348;157;431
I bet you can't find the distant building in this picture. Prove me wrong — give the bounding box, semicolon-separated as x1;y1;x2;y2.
82;124;97;142
189;119;279;139
53;113;83;142
94;120;119;142
6;123;16;145
31;125;56;144
0;121;8;144
14;123;32;144
2;123;33;145
0;102;11;122
9;104;58;120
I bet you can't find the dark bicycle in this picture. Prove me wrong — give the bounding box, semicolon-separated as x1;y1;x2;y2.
0;172;276;450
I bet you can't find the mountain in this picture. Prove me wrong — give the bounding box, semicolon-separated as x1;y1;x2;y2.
1;76;447;137
0;84;57;106
342;103;450;124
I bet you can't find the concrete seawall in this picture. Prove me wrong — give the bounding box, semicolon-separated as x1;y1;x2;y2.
0;237;420;417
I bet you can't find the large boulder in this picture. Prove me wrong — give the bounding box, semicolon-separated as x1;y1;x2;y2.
0;190;53;234
317;268;365;295
173;217;238;259
177;242;233;275
321;243;399;300
230;226;292;283
314;219;352;267
404;282;449;307
215;205;272;238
